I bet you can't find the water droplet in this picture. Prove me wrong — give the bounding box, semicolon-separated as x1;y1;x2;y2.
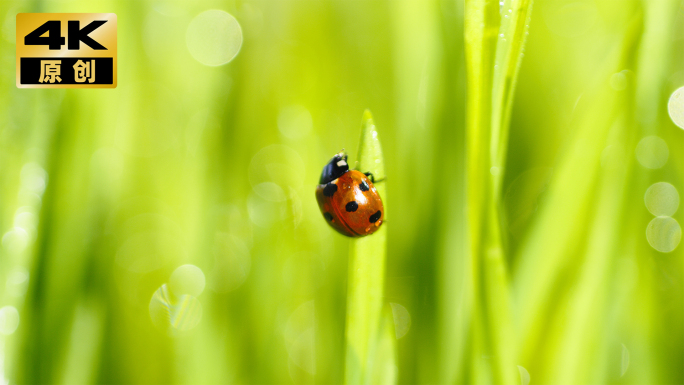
635;136;669;169
505;14;510;18
169;264;206;297
646;216;681;253
500;33;504;37
668;86;684;129
0;306;19;335
517;365;530;385
390;303;411;339
149;284;202;333
644;182;679;216
186;10;243;66
621;344;630;377
490;166;501;176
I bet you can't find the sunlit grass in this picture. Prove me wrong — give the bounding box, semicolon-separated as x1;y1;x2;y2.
0;0;682;384
344;110;393;384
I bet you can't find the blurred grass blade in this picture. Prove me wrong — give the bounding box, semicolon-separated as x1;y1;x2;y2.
491;0;534;184
345;110;391;385
464;0;532;383
369;306;398;385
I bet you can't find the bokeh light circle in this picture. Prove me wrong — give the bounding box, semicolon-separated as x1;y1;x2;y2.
248;144;305;202
186;10;243;66
635;136;669;169
169;264;206;297
646;216;681;253
644;182;679;217
0;306;20;335
149;284;203;332
284;300;316;374
668;86;684;129
278;105;313;140
389;303;411;339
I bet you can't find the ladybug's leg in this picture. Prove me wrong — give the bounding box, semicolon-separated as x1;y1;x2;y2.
364;172;386;184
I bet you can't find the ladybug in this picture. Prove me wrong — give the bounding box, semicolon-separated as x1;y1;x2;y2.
315;151;384;237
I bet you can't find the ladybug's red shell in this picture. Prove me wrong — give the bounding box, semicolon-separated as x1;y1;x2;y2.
316;170;384;237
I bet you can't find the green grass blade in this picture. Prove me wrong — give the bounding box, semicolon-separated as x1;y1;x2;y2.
465;0;533;383
345;110;390;385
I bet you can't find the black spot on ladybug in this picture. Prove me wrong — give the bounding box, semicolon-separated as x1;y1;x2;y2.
359;181;369;192
323;183;337;197
369;210;381;223
345;201;359;212
324;212;333;221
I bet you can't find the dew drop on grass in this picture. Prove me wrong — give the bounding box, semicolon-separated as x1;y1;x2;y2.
186;10;243;66
0;306;20;335
646;216;681;253
149;284;203;333
390;303;411;339
644;182;679;217
169;264;206;297
635;136;668;169
668;86;684;129
621;344;630;377
517;365;530;385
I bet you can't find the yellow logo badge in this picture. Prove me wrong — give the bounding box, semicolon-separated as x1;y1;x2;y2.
16;13;117;88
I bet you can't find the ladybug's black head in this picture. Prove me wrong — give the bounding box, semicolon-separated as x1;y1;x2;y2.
319;152;349;184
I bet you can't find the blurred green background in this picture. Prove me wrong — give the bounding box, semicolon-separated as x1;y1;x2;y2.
0;0;683;384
